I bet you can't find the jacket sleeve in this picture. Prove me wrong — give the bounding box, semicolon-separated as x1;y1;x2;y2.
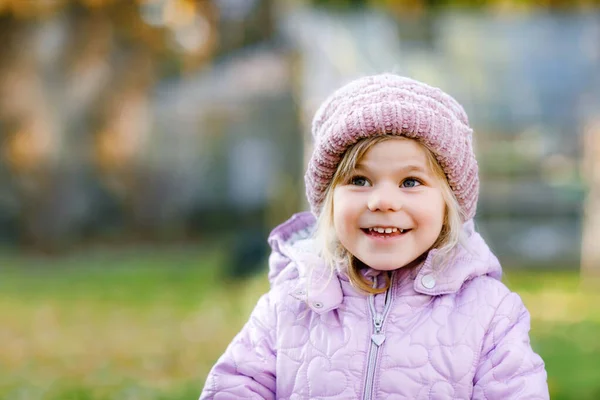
472;292;549;400
200;291;277;400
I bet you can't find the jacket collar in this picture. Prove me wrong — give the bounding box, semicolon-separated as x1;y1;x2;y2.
268;212;502;313
413;220;502;295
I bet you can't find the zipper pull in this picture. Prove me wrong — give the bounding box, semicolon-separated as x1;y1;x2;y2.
373;313;383;333
371;313;385;346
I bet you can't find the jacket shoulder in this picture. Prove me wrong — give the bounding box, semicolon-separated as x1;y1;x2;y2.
456;275;513;313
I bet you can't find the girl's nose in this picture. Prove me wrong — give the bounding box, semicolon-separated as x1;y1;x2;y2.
367;185;402;212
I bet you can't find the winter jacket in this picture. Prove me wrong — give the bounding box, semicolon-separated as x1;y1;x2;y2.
200;212;549;399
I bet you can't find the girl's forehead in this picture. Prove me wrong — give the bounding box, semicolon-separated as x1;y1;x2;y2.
357;139;430;169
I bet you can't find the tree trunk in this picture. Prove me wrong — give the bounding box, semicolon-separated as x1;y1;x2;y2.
581;117;600;286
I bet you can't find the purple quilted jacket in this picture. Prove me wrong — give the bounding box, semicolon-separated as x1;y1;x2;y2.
200;212;549;399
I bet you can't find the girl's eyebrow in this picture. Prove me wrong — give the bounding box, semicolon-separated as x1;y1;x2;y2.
355;163;429;175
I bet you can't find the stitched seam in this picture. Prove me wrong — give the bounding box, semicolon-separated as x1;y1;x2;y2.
473;290;512;383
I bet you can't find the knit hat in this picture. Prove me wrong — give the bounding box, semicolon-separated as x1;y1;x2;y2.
305;74;479;221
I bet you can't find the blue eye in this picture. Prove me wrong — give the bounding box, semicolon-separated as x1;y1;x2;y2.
350;176;370;186
401;178;421;188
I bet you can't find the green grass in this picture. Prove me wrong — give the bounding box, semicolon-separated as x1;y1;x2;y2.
502;269;600;400
0;246;598;399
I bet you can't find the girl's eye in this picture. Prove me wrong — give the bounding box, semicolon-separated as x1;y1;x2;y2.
350;176;370;187
401;178;422;188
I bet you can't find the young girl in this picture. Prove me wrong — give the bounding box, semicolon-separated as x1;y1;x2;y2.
200;74;549;399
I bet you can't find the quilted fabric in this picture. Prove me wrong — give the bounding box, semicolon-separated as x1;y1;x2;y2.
200;212;549;399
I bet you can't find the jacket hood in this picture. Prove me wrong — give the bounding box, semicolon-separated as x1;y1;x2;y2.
267;212;502;311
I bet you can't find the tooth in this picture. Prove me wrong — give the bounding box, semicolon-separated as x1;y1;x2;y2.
384;228;392;233
369;228;373;232
400;229;405;233
392;228;398;232
376;228;385;233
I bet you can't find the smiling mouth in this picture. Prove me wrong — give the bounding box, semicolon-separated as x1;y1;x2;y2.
361;227;412;237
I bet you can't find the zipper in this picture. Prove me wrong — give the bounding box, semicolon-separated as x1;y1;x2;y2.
362;272;395;400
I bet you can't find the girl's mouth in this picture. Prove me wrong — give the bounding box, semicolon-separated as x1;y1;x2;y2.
361;227;412;238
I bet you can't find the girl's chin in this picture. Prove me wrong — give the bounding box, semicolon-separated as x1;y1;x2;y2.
361;260;409;271
359;254;425;272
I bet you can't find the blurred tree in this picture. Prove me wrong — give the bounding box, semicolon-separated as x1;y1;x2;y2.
0;0;219;249
309;0;600;9
311;0;369;8
0;0;282;251
581;119;600;282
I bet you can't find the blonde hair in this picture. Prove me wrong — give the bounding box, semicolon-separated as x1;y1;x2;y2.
314;136;466;295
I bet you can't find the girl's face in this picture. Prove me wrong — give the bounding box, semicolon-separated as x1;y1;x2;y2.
333;138;446;271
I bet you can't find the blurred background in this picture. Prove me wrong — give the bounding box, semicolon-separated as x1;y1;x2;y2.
0;0;599;398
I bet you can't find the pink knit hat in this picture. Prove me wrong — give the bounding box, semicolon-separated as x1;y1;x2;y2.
305;74;479;221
